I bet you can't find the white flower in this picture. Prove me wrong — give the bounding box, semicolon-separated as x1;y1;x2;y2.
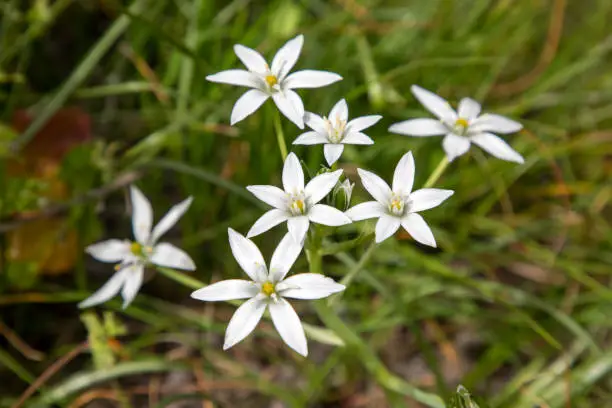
389;85;524;163
346;152;453;245
206;34;342;129
191;229;345;356
293;98;381;166
246;152;352;244
334;179;355;210
79;186;196;309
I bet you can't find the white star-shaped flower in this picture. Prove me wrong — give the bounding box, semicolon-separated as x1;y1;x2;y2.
79;186;196;309
206;34;342;129
246;152;352;244
346;152;454;245
191;229;345;356
293;98;381;166
389;85;524;163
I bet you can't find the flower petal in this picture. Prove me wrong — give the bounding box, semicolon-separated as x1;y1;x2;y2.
304;112;328;134
345;201;385;221
120;264;144;309
130;185;153;244
293;131;328;145
411;85;457;121
308;204;351;226
282;152;305;193
457;97;481;119
223;295;267;350
269;232;303;282
191;279;259;301
234;44;268;73
347;115;382;133
269;298;307;356
150;242;195;270
342;132;374;145
470;113;522;134
305;169;343;204
375;214;401;243
246;185;287;209
329;99;348;122
205;69;257;88
231;89;269;125
272;91;304;129
471;132;524;163
392;151;415;195
271;34;303;80
442;133;471;162
388;119;447;136
78;268;129;309
247;209;289;238
151;196;193;243
323;143;344;166
401;213;436;247
356;168;392;204
409;188;454;213
287;216;309;244
85;239;131;263
286;89;305;123
284;70;342;89
277;273;345;300
227;228;267;282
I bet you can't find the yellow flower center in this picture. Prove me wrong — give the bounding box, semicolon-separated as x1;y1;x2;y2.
130;242;143;256
262;281;276;296
388;195;406;216
290;198;306;215
265;74;278;87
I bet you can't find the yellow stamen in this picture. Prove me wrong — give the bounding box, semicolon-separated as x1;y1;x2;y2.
114;264;122;271
262;281;275;296
291;199;305;214
265;75;278;87
455;118;469;128
130;242;143;256
390;199;402;211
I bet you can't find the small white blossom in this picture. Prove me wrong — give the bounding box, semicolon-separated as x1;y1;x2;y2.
389;85;524;163
191;229;345;356
346;152;453;245
247;152;351;244
334;179;355;210
206;34;342;128
80;186;195;309
293;99;381;166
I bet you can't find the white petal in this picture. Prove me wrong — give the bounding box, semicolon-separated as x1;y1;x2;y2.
392;151;415;195
375;214;401;243
342;132;374;145
345;201;385;221
150;196;192;243
247;209;289;238
271;34;303;80
470;113;522;134
323;144;344;166
130;185;153;244
191;279;259;301
269;298;307;356
205;69;257;88
234;44;268;73
284;70;342;89
401;213;436;247
230;89;269;125
78;268;129;309
356;168;392;204
120;264;144;309
85;240;130;263
304;112;328;134
329;99;348;122
409;188;454;213
442;134;471;162
223;296;267;350
457;98;481;119
388;119;447;136
286;89;305;124
471;133;524;164
305;169;343;204
227;228;267;282
282;152;304;193
150;242;195;270
287;216;309;244
411;85;457;121
269;232;303;282
246;185;287;209
277;273;345;300
347;115;382;133
273;91;304;129
293;131;328;145
308;204;351;226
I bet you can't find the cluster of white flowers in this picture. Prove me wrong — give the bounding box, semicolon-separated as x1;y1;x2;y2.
80;35;524;357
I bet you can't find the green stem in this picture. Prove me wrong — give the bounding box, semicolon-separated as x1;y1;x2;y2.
273;112;288;160
156;267;202;289
423;156;449;188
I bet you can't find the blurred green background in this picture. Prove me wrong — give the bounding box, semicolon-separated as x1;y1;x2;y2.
2;0;612;406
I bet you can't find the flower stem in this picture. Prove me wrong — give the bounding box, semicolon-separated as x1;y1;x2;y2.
423;156;449;188
156;267;202;290
273;112;288;161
